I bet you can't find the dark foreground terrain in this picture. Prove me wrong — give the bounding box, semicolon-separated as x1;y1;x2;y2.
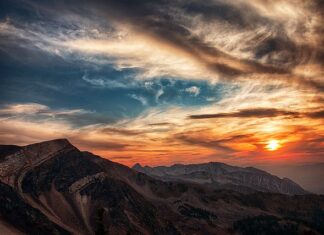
0;139;323;235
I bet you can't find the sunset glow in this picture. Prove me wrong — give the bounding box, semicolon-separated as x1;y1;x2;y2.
266;140;281;151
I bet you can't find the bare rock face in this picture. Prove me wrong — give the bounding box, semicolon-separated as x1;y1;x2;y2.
132;162;307;195
0;139;75;187
0;139;323;235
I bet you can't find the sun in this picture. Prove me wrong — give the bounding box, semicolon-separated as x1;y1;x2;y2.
266;139;281;151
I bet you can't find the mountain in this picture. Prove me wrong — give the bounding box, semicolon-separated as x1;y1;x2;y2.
132;162;307;195
0;139;323;235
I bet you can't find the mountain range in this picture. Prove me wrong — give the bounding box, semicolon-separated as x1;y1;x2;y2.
132;162;307;195
0;139;323;235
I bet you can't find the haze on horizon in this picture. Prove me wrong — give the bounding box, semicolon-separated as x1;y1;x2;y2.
0;0;323;191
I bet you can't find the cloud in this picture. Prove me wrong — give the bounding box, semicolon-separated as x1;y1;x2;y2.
110;156;133;160
0;101;323;166
155;89;164;103
88;0;280;76
189;108;300;119
174;133;236;153
189;108;324;120
148;122;172;126
0;103;112;127
0;103;90;117
72;138;128;150
0;103;49;115
81;0;323;87
306;109;324;119
82;75;106;87
185;86;200;96
0;118;127;152
82;74;138;89
100;127;143;136
128;94;148;106
0;1;323;167
2;0;323;90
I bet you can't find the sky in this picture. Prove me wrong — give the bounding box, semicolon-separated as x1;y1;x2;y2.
0;0;323;171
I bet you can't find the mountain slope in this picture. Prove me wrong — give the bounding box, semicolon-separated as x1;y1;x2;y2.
132;162;307;195
0;139;323;235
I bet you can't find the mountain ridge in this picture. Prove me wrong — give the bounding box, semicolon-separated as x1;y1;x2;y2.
0;139;323;235
132;161;308;195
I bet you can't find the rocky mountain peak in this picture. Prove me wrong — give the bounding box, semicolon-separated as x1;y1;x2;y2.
132;163;143;170
0;139;76;183
25;138;72;150
22;138;74;158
